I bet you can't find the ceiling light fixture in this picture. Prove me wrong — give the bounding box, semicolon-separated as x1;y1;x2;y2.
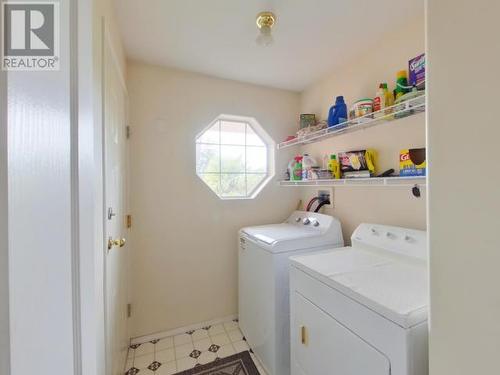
256;11;276;47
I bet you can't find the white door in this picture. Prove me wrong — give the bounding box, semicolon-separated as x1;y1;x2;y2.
292;293;390;375
103;34;129;375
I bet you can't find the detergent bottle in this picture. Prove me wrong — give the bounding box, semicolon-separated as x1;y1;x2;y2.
302;154;317;181
327;96;348;128
328;154;341;179
382;83;394;108
291;156;303;181
395;70;410;100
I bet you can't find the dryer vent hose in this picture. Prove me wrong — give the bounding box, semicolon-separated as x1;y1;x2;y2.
306;197;319;211
314;200;330;213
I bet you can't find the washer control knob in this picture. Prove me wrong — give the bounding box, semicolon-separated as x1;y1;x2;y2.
295;217;301;223
303;218;311;225
313;221;320;227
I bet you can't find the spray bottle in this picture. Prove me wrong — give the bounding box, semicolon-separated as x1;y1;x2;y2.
291;155;303;181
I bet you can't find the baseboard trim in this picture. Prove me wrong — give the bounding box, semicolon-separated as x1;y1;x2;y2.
130;314;238;345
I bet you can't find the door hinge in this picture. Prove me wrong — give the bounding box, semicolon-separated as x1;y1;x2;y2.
300;325;308;345
126;125;131;139
127;303;132;318
126;214;132;228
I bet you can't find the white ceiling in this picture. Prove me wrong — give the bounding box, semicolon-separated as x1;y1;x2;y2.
115;0;423;91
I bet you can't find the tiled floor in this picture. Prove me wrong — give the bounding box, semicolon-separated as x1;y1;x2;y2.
125;319;267;375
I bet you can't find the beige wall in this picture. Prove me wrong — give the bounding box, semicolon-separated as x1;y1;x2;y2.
427;1;500;374
127;61;300;337
298;17;427;242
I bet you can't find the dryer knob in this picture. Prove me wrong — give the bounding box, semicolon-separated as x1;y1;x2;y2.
303;218;311;225
295;217;301;223
313;221;320;227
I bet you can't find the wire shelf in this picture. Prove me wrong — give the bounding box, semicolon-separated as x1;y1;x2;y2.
279;176;426;187
277;94;425;149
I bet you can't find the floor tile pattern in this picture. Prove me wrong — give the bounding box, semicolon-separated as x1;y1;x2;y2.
125;319;267;375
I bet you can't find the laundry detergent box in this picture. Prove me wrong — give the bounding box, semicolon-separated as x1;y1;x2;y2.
399;148;426;176
409;53;425;88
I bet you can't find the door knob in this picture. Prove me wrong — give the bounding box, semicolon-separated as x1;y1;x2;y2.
108;237;126;250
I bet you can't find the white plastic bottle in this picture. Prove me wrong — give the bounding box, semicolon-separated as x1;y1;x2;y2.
373;83;386;112
302;154;317;180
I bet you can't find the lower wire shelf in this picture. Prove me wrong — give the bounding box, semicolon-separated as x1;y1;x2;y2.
278;176;426;187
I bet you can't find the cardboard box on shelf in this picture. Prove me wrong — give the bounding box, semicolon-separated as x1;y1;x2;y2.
409;54;425;89
400;148;426;176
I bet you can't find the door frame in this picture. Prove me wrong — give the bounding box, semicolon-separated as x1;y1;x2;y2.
2;0;94;373
76;1;109;374
0;47;10;375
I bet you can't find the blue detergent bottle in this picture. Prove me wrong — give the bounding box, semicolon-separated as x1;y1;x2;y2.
327;96;348;128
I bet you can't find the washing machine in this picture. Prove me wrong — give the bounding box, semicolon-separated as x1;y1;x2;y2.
290;223;428;375
239;211;344;375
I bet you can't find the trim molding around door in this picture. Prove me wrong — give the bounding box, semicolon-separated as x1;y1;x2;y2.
0;43;11;375
75;2;107;375
71;0;83;374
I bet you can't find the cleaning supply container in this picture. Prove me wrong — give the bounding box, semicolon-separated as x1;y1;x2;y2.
395;70;410;100
328;155;341;179
328;96;348;128
302;154;318;181
350;99;373;123
291;156;303;181
373;84;386;112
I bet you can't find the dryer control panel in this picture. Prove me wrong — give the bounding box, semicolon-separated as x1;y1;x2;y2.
352;223;427;261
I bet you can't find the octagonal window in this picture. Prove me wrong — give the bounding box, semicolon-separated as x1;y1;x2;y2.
196;115;274;199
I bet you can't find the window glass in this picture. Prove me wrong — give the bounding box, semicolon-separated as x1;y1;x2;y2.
196;116;273;199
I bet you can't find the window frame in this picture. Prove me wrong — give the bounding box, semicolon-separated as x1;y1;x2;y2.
195;114;275;200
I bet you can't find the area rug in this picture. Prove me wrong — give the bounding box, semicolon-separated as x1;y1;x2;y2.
175;351;260;375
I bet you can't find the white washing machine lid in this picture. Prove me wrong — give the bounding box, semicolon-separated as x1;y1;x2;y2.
240;211;344;253
291;248;428;328
241;225;342;254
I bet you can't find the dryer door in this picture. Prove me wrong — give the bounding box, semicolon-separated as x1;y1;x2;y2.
292;293;390;375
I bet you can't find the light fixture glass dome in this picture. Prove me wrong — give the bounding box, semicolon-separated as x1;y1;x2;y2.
256;26;274;46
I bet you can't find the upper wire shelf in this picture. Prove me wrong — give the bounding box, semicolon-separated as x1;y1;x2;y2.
277;94;425;150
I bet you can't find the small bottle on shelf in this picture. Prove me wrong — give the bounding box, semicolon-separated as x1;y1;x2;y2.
328;154;341;179
291;155;303;181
